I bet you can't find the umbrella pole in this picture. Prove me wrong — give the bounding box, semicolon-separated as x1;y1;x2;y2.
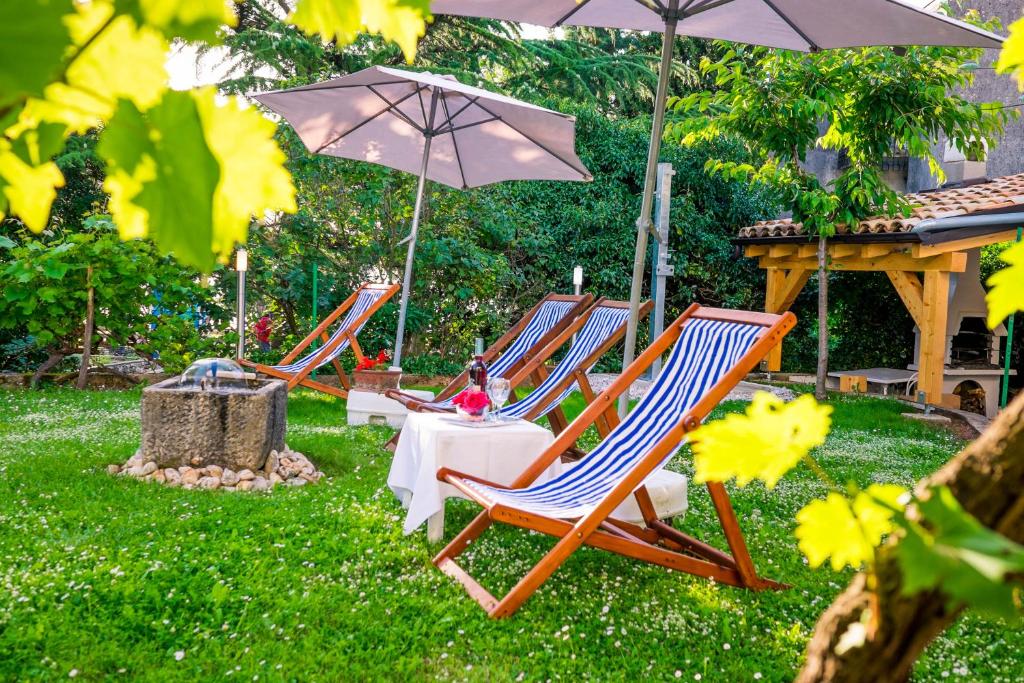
392;135;434;370
618;6;679;417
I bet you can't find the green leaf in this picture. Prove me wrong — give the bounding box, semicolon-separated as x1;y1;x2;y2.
986;242;1024;329
0;235;15;249
290;0;430;63
0;0;73;108
895;486;1024;621
691;393;832;488
99;92;220;271
796;484;907;571
25;6;169;133
41;260;70;279
114;0;236;43
98;89;295;271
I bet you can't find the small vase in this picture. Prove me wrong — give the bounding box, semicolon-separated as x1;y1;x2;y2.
456;406;487;422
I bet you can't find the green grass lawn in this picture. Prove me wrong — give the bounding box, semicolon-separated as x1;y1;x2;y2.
0;388;1020;681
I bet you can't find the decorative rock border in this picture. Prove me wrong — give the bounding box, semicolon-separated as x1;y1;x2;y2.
107;446;323;491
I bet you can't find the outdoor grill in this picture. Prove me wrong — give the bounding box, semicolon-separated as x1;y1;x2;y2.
910;248;1011;417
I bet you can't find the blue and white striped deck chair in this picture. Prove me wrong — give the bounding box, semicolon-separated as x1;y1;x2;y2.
496;299;652;445
241;282;400;399
386;293;591;414
432;305;797;618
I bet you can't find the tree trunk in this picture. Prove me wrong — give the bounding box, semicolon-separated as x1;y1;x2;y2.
797;392;1024;682
77;265;95;390
30;351;67;388
815;235;829;400
280;297;299;337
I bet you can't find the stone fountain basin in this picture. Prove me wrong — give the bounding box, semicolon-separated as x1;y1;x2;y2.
140;376;287;472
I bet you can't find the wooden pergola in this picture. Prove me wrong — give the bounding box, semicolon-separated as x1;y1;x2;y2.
735;174;1024;404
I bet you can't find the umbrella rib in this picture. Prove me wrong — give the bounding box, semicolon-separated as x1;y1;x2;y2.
472;100;591;180
630;0;664;17
554;0;597;27
759;0;819;51
432;96;482;133
367;84;426;133
681;0;737;18
313;86;427;154
434;116;501;136
439;94;470;190
417;87;432;132
289;79;410;93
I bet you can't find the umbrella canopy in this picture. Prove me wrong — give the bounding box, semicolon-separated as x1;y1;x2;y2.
255;66;591;189
255;66;591;367
431;0;1003;50
433;0;1004;415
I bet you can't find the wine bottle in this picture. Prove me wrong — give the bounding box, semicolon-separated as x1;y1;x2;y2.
469;338;487;389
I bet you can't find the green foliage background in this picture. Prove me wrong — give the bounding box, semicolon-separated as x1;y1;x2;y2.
3;7;1014;378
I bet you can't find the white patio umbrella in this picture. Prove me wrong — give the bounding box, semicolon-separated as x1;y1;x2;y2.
255;66;591;368
433;0;1004;413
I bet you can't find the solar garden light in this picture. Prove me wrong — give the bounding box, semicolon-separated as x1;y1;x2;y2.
235;248;248;360
572;266;584;344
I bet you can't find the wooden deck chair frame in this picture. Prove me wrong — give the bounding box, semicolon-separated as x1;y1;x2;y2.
432;304;797;618
385;292;593;416
501;297;653;447
239;282;400;399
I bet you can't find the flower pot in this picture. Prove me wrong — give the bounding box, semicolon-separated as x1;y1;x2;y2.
351;369;402;393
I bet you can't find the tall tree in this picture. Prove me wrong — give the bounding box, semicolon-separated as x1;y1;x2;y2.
668;32;1011;398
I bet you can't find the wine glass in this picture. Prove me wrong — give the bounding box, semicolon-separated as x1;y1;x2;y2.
486;377;511;421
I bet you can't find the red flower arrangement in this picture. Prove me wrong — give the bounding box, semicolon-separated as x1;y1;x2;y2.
355;350;391;371
452;387;489;416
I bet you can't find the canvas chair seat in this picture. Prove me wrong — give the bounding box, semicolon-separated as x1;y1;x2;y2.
383;293;592;451
240;282;400;400
497;304;632;420
271;288;390;373
464;319;761;519
425;298;582;410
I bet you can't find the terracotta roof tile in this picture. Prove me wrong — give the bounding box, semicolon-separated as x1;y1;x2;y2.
737;173;1024;239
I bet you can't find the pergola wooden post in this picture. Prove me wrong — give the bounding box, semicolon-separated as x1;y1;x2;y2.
744;242;974;403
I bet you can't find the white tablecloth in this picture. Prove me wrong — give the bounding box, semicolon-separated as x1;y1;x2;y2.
387;412;560;540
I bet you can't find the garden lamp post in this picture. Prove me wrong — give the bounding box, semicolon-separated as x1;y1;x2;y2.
235;248;247;360
573;265;584;344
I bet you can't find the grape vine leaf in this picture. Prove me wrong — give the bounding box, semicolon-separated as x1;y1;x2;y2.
30;6;168;133
986;242;1024;329
0;143;65;232
99;88;295;272
996;17;1024;90
691;392;832;488
0;0;73;108
896;486;1024;621
796;484;907;571
99;91;221;270
114;0;236;43
193;90;297;260
290;0;430;62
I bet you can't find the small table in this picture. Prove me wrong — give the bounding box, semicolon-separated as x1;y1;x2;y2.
387;412;560;542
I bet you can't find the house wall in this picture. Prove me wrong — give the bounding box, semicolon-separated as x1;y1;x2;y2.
953;0;1024;181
